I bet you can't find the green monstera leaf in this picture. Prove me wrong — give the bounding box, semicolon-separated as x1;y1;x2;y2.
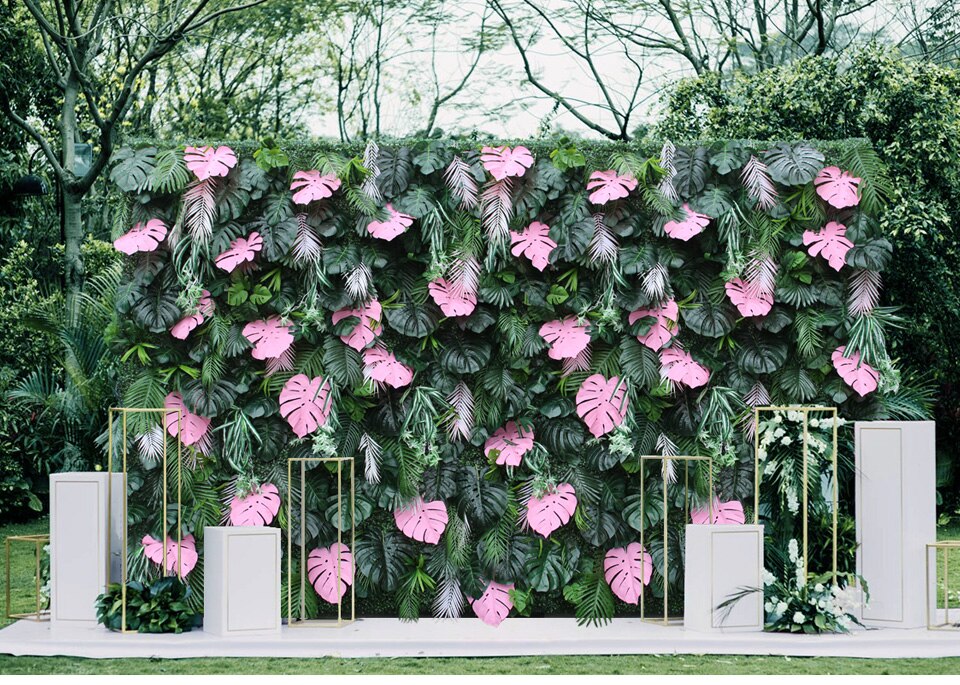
681;300;736;338
440;339;492;374
736;334;789;374
763;143;825;186
355;529;415;592
672;146;709;197
111;146;157;193
384;300;440;337
524;539;580;592
456;466;509;526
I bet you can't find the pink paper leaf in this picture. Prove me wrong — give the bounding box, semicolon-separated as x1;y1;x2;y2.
164;391;211;449
215;231;263;272
332;300;383;351
663;204;710;241
229;483;281;526
660;348;710;389
363;346;414;389
290;170;342;205
367;204;413;241
394;498;449;545
814;166;861;209
526;483;577;538
242;317;294;360
470;581;514;627
628;299;680;351
170;290;213;340
114;218;167;255
307;543;354;604
575;374;629;439
480;145;534;181
142;534;198;576
428;278;477;317
603;542;653;604
724;278;773;317
279;374;332;438
587;170;638;205
509;221;557;271
832;345;879;397
803;221;853;271
184;145;237;181
484;421;534;467
539;317;591;360
691;497;745;525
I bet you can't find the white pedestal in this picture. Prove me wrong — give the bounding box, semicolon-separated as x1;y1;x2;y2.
855;421;936;629
684;524;764;632
203;527;281;637
49;472;124;627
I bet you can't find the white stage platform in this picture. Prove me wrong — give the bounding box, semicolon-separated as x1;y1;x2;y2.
1;617;959;660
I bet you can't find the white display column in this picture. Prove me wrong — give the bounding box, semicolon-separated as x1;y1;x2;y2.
684;524;764;632
203;527;281;637
855;420;936;628
49;472;124;627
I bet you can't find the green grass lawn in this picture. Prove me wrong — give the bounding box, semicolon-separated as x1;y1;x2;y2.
1;516;959;675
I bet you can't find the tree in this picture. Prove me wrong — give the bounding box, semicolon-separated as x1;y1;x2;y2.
0;0;268;301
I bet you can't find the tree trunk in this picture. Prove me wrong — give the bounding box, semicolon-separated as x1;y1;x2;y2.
61;76;83;299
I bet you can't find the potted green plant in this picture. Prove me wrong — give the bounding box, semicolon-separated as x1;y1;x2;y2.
95;577;201;634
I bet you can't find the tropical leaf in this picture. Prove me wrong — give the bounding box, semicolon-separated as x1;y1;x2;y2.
763;143;824;186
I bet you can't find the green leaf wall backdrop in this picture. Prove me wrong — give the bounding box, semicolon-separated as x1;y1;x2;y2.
106;137;924;626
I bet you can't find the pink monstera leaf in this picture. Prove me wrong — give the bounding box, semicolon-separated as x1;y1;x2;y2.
509;221;557;271
114;218;168;255
184;145;237;180
363;346;414;389
814;166;861;208
484;421;534;467
587;170;638;205
691;497;745;525
307;543;354;604
527;483;577;538
394;498;449;545
663;204;710;241
575;374;629;439
367;204;414;241
142;534;198;576
428;278;477;317
480;145;534;181
332;300;383;351
660;348;710;389
539;317;591;360
170;290;214;340
604;543;653;605
832;345;879;397
164;392;211;448
470;581;515;627
724;278;773;317
215;231;263;272
279;374;332;438
290;170;342;205
242;317;294;360
803;221;853;271
229;483;281;526
628;299;680;351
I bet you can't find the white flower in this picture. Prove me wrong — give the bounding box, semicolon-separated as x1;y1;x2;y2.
773;414;783;424
776;601;788;615
787;410;803;423
765;601;773;612
764;460;776;475
793;612;806;624
809;418;820;428
758;448;768;460
786;488;799;514
781;435;793;446
763;569;777;586
774;427;785;438
814;583;824;593
788;539;800;563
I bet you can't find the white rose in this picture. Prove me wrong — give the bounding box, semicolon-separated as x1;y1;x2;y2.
793;612;806;624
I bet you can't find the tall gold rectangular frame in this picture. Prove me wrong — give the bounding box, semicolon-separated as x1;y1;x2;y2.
107;407;183;634
753;405;838;583
286;456;356;628
4;534;50;621
926;540;960;630
639;454;713;625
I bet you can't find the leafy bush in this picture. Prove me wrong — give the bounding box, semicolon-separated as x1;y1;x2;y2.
96;578;200;633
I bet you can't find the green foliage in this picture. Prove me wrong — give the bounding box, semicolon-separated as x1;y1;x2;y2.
96;578;201;634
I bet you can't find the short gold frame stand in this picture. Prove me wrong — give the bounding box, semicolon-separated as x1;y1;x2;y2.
639;454;713;625
753;406;839;583
107;407;183;633
4;534;50;621
926;540;960;630
286;456;356;627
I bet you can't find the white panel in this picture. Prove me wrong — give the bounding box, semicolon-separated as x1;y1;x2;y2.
227;534;278;632
50;475;106;625
711;530;762;629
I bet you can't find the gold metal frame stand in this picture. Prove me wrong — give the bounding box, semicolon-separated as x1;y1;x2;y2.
4;534;50;621
639;454;713;625
286;456;356;627
927;540;960;630
107;407;183;633
753;406;839;583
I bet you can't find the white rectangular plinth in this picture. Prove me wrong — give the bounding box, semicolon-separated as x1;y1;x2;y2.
49;472;124;627
855;421;936;629
684;524;764;632
203;527;280;637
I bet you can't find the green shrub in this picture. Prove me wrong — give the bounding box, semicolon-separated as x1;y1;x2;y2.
95;578;201;633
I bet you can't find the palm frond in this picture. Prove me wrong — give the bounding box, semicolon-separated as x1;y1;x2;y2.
344;263;372;301
848;269;881;316
444;156;478;209
658;141;678;202
361;140;382;203
293;213;323;264
444;381;475;442
588;213;618;264
642;262;668;300
182;178;217;245
480;177;512;244
360;432;382;484
741;156;778;210
448;254;481;299
745;253;778;298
